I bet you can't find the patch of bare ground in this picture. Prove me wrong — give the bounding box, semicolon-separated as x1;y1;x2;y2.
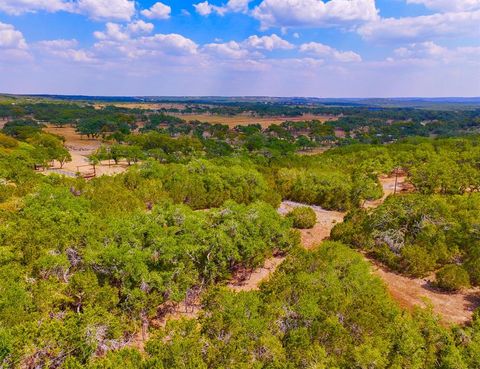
43;125;129;177
227;255;286;292
94;102;189;110
278;200;345;249
297;147;331;156
368;258;480;325
131;291;203;352
363;175;479;325
132;173;478;349
363;174;411;208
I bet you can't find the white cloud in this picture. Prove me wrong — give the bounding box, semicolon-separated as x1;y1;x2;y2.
244;34;294;50
137;34;199;55
141;2;171;20
300;42;362;62
358;10;480;41
0;22;27;49
406;0;480;12
0;0;68;15
194;2;213;15
203;41;250;59
194;0;250;16
0;0;135;21
127;21;155;35
37;39;96;63
252;0;378;29
75;0;135;21
92;28;199;61
94;21;154;42
202;34;293;60
391;41;480;65
94;23;130;42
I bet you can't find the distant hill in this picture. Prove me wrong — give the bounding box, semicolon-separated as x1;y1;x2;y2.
2;94;480;110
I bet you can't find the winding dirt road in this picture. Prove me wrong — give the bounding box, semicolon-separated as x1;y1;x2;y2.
133;174;479;350
229;175;479;325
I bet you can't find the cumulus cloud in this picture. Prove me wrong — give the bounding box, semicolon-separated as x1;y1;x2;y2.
300;42;362;62
406;0;480;12
0;0;68;15
92;24;199;61
36;39;96;63
136;34;199;55
244;34;294;50
141;2;171;20
75;0;135;21
0;22;27;49
203;41;250;59
94;23;130;42
0;0;136;21
127;21;155;35
252;0;378;29
358;10;480;41
94;21;154;42
391;41;480;65
202;34;293;60
194;0;250;16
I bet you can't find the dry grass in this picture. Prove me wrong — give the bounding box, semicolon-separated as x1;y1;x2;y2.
94;102;189;110
174;113;337;128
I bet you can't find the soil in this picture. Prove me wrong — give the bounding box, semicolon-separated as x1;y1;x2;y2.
363;176;479;325
129;168;478;349
363;174;409;208
278;201;345;249
43;125;129;177
370;260;480;325
153;175;479;327
227;256;286;292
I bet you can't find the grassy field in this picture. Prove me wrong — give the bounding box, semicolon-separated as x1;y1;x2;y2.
173;113;337;128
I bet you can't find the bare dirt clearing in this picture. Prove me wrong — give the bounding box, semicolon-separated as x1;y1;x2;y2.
279;201;344;249
273;176;479;325
363;174;409;208
44;125;128;177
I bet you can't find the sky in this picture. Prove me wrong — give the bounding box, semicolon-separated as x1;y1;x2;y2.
0;0;479;97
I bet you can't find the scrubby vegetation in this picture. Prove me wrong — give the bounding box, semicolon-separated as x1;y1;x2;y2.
1;98;480;367
332;193;480;280
287;206;317;229
436;265;471;292
87;244;480;369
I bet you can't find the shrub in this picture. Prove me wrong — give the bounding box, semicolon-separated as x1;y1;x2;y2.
436;265;470;292
287;206;317;229
400;245;437;277
0;133;18;149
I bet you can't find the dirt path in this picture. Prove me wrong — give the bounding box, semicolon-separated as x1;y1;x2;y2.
363;174;408;208
133;173;478;350
227;256;286;292
278;201;345;249
274;176;479;325
371;262;480;325
364;176;479;325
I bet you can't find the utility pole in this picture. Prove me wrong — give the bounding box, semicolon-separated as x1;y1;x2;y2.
393;167;399;195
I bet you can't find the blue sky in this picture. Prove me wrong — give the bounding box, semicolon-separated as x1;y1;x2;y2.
0;0;479;97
